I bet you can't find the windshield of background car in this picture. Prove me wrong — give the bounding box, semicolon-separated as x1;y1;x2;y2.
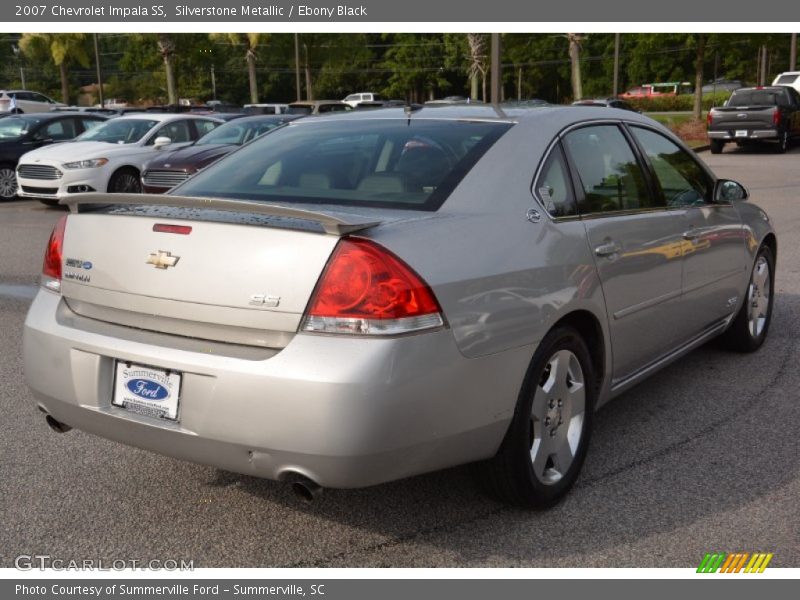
174;119;513;210
0;116;43;139
196;120;282;146
727;90;782;106
286;105;313;115
75;119;159;144
775;74;799;84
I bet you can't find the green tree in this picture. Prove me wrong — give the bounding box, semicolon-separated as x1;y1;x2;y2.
210;33;264;103
19;33;90;104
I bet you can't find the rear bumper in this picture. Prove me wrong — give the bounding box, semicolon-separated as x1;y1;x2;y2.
707;129;779;140
23;290;532;488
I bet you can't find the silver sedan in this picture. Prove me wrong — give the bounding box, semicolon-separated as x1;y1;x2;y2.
23;106;775;508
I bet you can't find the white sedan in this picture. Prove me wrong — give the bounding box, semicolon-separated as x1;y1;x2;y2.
16;113;222;205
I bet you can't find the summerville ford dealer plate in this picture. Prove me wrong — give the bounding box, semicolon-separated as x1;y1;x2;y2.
112;361;182;421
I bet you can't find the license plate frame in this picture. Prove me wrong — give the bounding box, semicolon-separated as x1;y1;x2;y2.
112;361;182;421
735;130;749;138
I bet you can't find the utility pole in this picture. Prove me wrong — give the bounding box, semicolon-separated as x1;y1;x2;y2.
19;67;25;89
567;33;584;101
760;44;768;86
93;33;104;107
294;33;302;101
490;33;501;104
613;33;620;96
791;33;797;71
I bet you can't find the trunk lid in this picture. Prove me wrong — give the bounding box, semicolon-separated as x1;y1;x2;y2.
58;194;385;347
709;105;777;130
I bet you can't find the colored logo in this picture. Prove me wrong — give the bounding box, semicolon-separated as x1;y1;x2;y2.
697;552;773;573
126;378;169;401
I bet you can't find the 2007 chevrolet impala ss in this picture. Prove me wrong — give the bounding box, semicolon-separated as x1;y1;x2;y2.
23;106;775;507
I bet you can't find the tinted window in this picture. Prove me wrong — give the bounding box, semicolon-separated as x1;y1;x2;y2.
728;90;783;106
197;119;283;146
563;125;653;214
775;74;799;84
195;119;219;138
535;145;577;218
41;118;76;140
80;118;104;132
287;105;313;115
77;119;158;144
0;116;42;139
630;127;711;207
151;120;192;144
176;119;512;211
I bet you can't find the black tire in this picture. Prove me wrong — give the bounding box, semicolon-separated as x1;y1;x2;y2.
719;245;774;353
478;325;596;508
107;168;142;194
0;164;17;200
775;131;789;154
709;139;725;154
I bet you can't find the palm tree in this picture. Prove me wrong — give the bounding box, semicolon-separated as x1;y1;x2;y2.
156;34;178;105
19;33;90;104
210;33;265;104
466;34;488;102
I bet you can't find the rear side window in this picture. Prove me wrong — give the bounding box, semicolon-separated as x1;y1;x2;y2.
534;145;577;218
775;74;799;84
175;119;512;211
630;126;711;207
563;125;653;214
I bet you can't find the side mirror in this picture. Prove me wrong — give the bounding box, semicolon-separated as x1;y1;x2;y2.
715;179;749;203
153;136;172;149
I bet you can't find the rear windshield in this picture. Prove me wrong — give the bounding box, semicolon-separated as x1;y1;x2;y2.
728;90;783;106
196;119;284;146
174;119;512;211
775;74;799;84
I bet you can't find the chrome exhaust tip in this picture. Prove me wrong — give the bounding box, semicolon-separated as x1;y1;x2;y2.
286;474;323;503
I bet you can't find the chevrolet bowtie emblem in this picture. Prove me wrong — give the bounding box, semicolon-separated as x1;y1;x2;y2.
147;250;180;269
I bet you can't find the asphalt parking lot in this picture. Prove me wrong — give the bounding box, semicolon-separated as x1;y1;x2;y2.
0;144;798;568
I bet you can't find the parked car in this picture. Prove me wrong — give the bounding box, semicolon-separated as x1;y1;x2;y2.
772;71;800;94
620;82;693;99
286;100;352;115
244;103;290;115
0;90;65;114
342;92;383;107
0;112;107;199
572;98;638;112
16;113;222;205
142;114;301;193
425;96;482;105
23;106;775;508
701;79;746;94
707;85;800;153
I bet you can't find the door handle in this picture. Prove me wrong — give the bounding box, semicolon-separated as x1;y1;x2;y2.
682;228;700;240
594;241;621;257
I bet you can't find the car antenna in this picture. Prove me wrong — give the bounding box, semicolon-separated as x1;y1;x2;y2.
404;101;413;125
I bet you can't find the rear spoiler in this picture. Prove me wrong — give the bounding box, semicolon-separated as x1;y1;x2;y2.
60;193;380;236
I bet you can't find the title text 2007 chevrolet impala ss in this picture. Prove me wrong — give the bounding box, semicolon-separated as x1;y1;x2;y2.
23;106;775;507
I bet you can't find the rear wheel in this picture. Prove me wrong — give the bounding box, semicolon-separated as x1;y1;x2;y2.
479;325;595;508
719;245;774;352
108;168;141;194
709;139;725;154
0;164;17;200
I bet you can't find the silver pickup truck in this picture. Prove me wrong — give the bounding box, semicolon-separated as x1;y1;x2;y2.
707;85;800;154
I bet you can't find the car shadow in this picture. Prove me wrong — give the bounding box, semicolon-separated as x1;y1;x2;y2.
219;291;799;567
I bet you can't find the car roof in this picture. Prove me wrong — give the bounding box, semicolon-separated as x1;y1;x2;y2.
733;86;787;92
218;114;301;125
7;111;107;120
112;112;223;122
287;104;661;130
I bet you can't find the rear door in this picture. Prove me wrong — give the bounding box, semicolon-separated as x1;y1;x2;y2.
628;125;746;336
563;123;687;382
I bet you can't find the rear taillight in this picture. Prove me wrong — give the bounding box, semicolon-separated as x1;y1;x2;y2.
42;215;67;293
772;108;781;127
301;238;444;335
707;110;714;127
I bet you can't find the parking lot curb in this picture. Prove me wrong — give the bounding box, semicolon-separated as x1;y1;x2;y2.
693;144;711;152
